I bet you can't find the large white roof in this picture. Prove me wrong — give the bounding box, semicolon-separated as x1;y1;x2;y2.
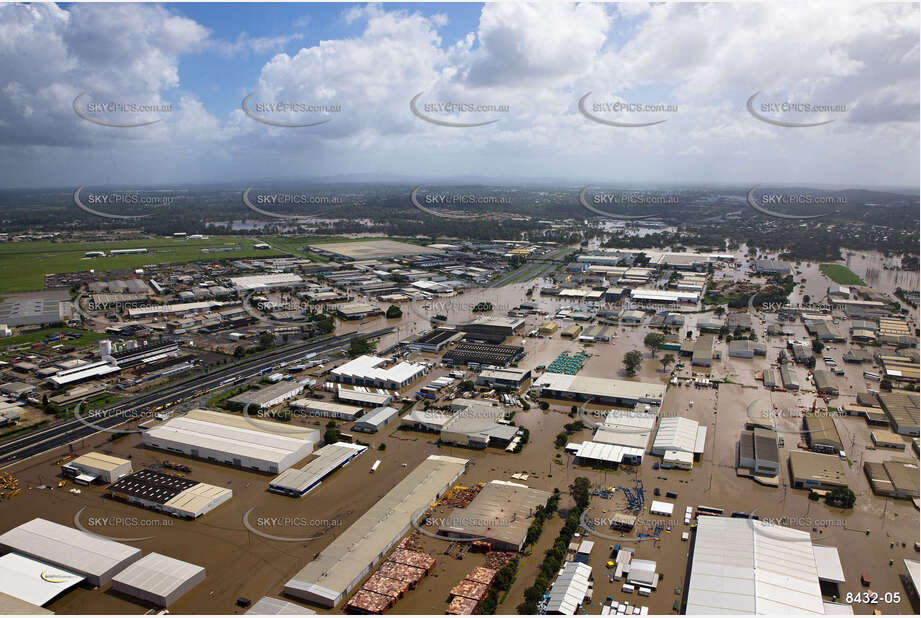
574;441;644;463
269;442;367;494
533;373;665;404
686;516;826;615
331;355;426;384
144;410;316;465
652;416;707;454
0;553;83;606
546;562;592;615
112;552;204;600
0;518;141;584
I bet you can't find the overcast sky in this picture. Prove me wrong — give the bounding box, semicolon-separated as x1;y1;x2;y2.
0;2;918;189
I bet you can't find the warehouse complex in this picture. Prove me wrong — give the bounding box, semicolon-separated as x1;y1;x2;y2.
737;428;780;478
269;442;368;497
107;470;233;519
0;518;141;587
878;391;920;436
227;381;305;409
284;455;468;608
142;409;318;474
436;480;550;551
650;416;707;469
330;355;428;390
788;451;848;491
530;373;665;406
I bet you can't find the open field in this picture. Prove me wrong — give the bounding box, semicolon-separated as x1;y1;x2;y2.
0;327;106;350
820;263;868;286
0;238;288;293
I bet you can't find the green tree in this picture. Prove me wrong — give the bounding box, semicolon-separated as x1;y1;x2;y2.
660;353;676;373
623;350;643;375
554;432;567;447
259;331;275;349
233;345;246;358
825;486;856;509
385;304;403;319
324;427;341;444
569;476;592;511
644;332;665;357
812;339;824;354
348;336;376;358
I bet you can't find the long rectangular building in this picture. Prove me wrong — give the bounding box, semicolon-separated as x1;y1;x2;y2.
530;373;665;406
284;455;468;608
0;518;141;587
269;442;368;497
142;409;318;474
107;469;232;519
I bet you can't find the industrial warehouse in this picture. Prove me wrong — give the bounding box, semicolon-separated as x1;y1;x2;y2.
330;355;428;390
110;553;206;607
530;373;665;406
0;518;142;587
106;470;233;519
436;480;550;551
269;442;368;497
142;409;318;474
284;455;468;608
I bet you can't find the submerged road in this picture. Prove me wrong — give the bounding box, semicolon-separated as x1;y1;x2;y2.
0;328;392;468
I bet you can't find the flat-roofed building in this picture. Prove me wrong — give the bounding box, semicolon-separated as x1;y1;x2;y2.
475;367;531;390
651;416;707;466
290;400;363;421
402;328;463;353
227;381;305;410
352;406;400;433
142;409;318;474
246;597;316;615
334;302;382;320
284;455;468;608
0;553;84;607
780;364;800;390
803;415;843;454
789;451;847;491
230;273;304;291
439;403;518;449
442;342;524;367
738;428;779;477
47;361;121;388
457;316;525;339
685;515;833;614
111;552;205;607
692;335;715;367
107;469;232;519
0;591;53;615
753;259;791;275
335;386;393;408
878;354;920;384
879;391;920;436
728;340;767;358
530;373;665;406
0;518;141;587
331;355;428;390
62;452;132;484
870;430;906;450
545;561;592;615
269;442;368;497
812;370;839;396
864;459;920;500
437;480;550;551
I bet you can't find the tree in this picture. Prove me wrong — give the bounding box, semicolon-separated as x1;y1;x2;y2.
660;353;675;373
880;378;893;392
459;380;475;391
644;332;665;357
623;350;643;375
233;345;246;358
348;336;376;358
825;486;856;509
259;331;274;349
812;339;824;354
803;294;811;305
323;427;341;445
555;433;567;447
539;401;549;411
385;304;403;319
569;476;592;511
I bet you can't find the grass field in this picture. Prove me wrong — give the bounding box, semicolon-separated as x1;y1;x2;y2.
263;235;432;262
0;327;107;360
819;263;867;286
0;238;288;293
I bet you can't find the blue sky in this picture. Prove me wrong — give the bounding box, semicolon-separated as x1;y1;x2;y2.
0;2;917;188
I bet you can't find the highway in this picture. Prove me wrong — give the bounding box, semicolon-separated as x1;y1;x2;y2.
0;328;392;468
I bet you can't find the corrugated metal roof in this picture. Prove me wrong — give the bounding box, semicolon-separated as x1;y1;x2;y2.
112;552;204;600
